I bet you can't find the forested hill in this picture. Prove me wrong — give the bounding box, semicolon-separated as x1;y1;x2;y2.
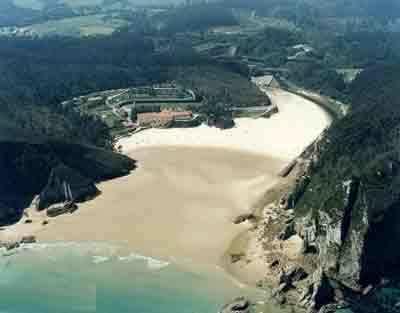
0;32;160;148
0;30;167;225
0;33;160;107
0;31;160;225
161;3;238;33
0;25;270;226
313;63;400;169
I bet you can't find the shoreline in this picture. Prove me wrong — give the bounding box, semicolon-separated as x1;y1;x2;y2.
35;145;287;267
222;168;302;288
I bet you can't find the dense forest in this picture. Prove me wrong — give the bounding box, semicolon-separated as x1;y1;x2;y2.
0;32;158;147
162;3;238;34
237;27;304;64
0;32;159;107
297;64;400;213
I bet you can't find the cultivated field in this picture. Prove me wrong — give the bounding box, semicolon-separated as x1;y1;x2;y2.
28;15;128;37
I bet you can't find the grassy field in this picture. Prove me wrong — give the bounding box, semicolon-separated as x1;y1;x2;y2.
28;14;128;37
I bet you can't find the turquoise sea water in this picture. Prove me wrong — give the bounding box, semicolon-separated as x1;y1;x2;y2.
0;242;288;313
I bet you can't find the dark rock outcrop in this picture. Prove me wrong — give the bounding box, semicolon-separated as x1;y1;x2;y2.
207;116;235;130
38;165;99;210
46;202;78;217
20;236;36;244
219;297;251;313
278;221;296;240
286;265;309;283
295;170;400;292
230;253;245;263
297;269;335;313
0;236;37;252
0;141;136;225
233;213;256;224
4;241;20;251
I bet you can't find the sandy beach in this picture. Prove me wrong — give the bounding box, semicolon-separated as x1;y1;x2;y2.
33;146;285;266
118;89;332;161
1;88;332;278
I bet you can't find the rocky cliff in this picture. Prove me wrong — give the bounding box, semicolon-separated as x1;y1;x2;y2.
37;164;100;210
277;65;400;312
287;144;400;312
0;140;136;225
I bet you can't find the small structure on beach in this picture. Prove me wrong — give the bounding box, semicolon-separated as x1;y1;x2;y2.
262;75;280;88
252;75;280;89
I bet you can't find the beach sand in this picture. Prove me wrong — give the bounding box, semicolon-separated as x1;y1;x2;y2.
34;146;285;266
1;88;332;282
118;89;332;161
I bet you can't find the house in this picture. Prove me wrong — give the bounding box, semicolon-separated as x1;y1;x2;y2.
252;75;280;89
263;75;280;88
137;110;193;128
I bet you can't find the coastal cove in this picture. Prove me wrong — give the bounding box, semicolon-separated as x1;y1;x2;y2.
0;89;332;313
2;1;400;312
36;146;286;265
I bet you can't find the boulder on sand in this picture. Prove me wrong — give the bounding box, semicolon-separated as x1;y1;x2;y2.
38;165;99;210
20;236;36;244
233;213;256;224
2;241;20;251
220;297;251;313
46;202;78;218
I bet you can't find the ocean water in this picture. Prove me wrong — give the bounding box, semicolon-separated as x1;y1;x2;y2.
0;242;288;313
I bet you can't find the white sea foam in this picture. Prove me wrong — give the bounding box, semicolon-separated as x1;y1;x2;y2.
20;243;50;250
92;255;110;264
118;253;170;270
2;241;170;270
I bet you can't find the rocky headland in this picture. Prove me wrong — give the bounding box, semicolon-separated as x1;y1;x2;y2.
227;66;400;313
0;140;136;233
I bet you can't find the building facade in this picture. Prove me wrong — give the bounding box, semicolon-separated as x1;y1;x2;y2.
137;110;193;128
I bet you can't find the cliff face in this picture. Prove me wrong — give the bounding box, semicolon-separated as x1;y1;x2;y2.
0;141;136;225
296;167;400;288
284;65;400;312
289;148;400;313
37;164;100;210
